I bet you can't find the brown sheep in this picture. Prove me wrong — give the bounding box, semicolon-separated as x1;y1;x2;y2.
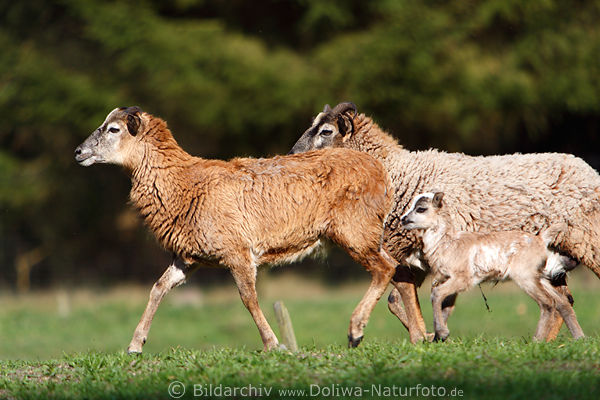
289;102;600;342
75;106;398;353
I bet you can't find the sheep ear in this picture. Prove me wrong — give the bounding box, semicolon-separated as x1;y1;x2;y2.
331;102;357;141
433;192;444;208
323;104;332;113
338;114;355;142
125;107;142;136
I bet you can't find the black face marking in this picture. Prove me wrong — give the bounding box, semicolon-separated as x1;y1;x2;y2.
414;197;432;209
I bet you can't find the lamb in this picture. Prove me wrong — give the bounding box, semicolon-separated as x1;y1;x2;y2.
74;106;399;353
400;191;584;341
289;102;600;343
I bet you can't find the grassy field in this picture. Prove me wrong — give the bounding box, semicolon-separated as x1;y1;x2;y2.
1;269;600;399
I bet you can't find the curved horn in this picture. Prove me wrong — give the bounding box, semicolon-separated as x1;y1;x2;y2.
331;102;357;117
119;106;143;115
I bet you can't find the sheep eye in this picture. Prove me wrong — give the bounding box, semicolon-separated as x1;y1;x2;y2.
108;127;120;133
320;129;333;136
416;207;427;214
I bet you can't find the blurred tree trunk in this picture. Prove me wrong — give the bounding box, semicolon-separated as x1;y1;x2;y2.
16;247;45;293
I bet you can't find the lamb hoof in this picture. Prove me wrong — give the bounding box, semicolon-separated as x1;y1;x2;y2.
277;343;289;351
263;341;282;351
127;346;142;355
348;334;364;348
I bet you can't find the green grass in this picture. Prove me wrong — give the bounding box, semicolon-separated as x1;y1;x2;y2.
1;270;600;399
1;340;599;399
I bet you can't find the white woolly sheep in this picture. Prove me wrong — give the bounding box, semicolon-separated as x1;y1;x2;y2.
289;102;600;343
74;106;398;353
401;192;584;341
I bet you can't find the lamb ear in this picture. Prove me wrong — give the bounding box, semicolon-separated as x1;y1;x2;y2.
125;107;142;136
323;104;332;113
432;192;444;208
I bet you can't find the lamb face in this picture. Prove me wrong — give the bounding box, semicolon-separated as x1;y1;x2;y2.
401;192;444;230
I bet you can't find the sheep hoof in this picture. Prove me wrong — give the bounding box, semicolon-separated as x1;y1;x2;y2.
348;334;364;348
433;332;449;342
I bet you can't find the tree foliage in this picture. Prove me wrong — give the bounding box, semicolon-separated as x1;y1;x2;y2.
1;0;599;286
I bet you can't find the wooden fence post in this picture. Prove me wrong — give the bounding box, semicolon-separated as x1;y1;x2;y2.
273;300;298;352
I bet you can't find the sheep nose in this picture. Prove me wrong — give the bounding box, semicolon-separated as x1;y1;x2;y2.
74;146;86;161
74;145;92;163
401;216;410;225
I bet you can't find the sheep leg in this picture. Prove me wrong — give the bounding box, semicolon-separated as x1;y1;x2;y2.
555;301;584;339
389;266;428;343
541;280;585;339
544;310;564;341
441;293;458;324
431;277;466;342
229;264;280;351
387;289;409;328
555;310;584;339
544;284;570;341
544;277;573;341
127;258;194;354
533;301;555;341
390;282;428;343
348;249;397;347
515;276;564;341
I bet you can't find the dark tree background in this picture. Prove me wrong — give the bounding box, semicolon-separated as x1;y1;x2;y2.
1;0;599;288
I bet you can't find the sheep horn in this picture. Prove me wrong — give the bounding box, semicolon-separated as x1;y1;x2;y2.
332;102;358;118
123;106;142;116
